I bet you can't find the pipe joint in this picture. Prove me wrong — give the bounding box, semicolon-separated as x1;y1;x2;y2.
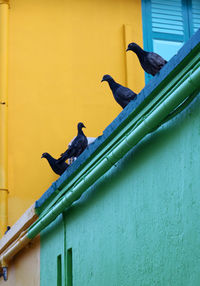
105;155;116;166
1;258;7;268
0;1;9;4
124;135;134;148
188;68;200;90
0;188;8;192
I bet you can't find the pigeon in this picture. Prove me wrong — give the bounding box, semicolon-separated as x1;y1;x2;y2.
4;226;11;234
126;42;167;76
41;152;69;175
101;74;137;109
58;122;88;163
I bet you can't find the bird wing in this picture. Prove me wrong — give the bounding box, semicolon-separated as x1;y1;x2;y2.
58;134;88;163
116;86;137;100
70;136;83;154
114;86;137;109
55;161;69;175
73;135;88;156
148;52;167;69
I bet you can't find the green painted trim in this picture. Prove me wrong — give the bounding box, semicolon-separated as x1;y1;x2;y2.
37;46;200;221
57;254;62;286
67;248;73;286
35;189;60;216
150;91;198;132
64;215;67;286
28;47;200;239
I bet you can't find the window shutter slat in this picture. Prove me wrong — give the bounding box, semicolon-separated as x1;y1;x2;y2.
192;0;200;32
151;0;184;36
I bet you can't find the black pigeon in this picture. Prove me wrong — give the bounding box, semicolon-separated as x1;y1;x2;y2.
5;226;11;234
58;122;88;163
126;42;167;76
41;152;69;176
101;74;137;109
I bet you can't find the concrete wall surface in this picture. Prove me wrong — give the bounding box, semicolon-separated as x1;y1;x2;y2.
41;92;200;285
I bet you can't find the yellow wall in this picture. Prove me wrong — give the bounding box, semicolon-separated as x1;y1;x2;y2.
7;0;144;226
2;237;40;286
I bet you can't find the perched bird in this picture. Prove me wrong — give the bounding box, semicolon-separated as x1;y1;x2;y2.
4;226;11;234
58;122;88;163
126;42;167;76
101;74;137;109
41;152;69;176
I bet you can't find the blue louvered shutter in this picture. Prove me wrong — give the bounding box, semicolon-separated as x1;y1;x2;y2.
142;0;185;82
142;0;200;82
151;0;185;61
191;0;200;33
151;0;184;37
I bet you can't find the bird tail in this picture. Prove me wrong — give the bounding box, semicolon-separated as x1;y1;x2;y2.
57;149;70;163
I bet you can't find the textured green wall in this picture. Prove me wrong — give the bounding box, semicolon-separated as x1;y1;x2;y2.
41;96;200;286
40;214;65;286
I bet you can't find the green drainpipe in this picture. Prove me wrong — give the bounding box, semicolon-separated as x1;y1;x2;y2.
28;65;200;239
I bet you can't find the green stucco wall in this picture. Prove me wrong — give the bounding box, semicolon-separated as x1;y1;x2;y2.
41;95;200;286
41;214;65;286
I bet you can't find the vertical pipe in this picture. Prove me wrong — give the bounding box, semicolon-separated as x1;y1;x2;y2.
123;24;144;90
0;0;9;238
123;24;133;88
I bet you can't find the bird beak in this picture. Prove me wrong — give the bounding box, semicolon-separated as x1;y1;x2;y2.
41;154;44;158
126;48;130;52
83;124;86;128
101;78;105;82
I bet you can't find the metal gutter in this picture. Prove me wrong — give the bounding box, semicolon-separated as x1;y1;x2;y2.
27;62;200;239
0;231;30;267
0;231;31;280
0;204;37;255
0;0;9;238
36;47;200;219
0;204;37;280
35;35;200;216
